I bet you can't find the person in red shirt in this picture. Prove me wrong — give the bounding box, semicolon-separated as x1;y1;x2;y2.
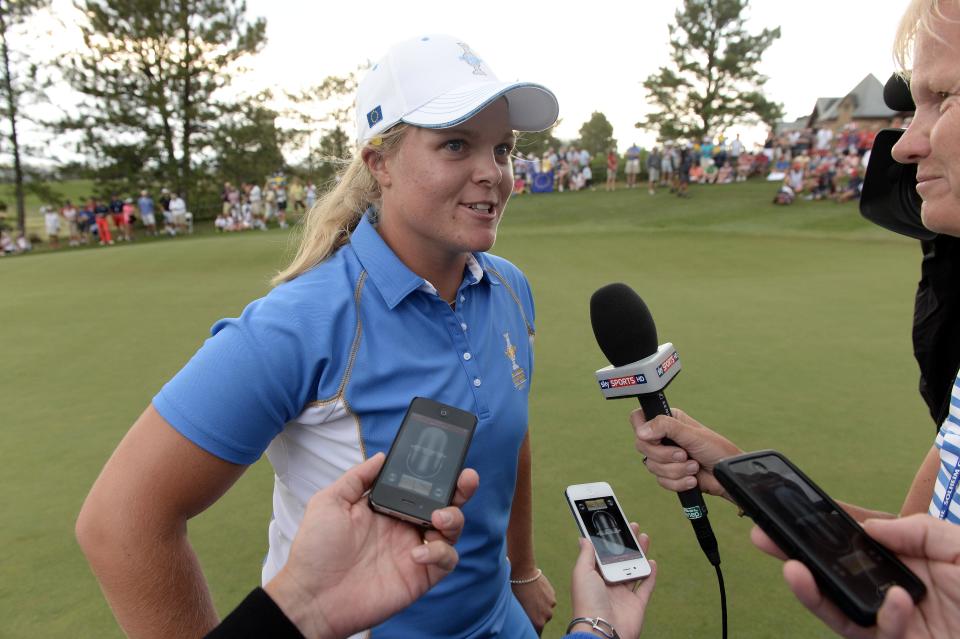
605;149;618;191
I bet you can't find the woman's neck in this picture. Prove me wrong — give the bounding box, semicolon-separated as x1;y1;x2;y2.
373;218;466;303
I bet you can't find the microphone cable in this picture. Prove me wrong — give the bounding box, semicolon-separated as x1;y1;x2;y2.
716;562;728;639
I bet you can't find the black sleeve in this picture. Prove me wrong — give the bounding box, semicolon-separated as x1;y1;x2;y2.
914;236;960;426
204;587;305;639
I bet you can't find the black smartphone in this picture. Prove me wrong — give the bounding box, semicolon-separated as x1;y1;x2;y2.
368;397;477;528
714;450;926;627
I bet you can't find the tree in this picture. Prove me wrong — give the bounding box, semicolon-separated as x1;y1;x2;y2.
60;0;266;209
0;0;52;234
640;0;783;142
283;68;362;178
577;112;616;156
210;92;284;186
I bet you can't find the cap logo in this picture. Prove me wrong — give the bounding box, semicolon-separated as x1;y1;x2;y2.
367;105;383;128
457;42;486;76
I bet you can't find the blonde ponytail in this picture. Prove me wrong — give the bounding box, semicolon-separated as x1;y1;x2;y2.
272;124;409;285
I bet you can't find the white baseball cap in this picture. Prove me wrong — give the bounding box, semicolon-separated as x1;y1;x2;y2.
355;34;559;145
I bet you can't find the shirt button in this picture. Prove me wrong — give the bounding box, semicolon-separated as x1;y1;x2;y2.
460;296;466;303
473;378;482;387
461;323;468;331
463;352;472;361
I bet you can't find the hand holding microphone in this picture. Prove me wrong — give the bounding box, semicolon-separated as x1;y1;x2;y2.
632;407;741;502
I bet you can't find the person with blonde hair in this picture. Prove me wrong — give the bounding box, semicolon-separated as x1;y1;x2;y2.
77;33;560;639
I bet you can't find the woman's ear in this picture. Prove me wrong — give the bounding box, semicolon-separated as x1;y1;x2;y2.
362;147;392;189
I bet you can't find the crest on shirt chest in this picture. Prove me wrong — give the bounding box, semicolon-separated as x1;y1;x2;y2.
502;332;527;390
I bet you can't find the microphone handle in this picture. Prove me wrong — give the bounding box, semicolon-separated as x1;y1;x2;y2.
638;392;721;566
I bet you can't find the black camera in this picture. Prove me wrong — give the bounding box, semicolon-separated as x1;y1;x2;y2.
859;74;932;240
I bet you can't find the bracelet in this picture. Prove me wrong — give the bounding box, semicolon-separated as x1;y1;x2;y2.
509;567;543;585
566;616;620;639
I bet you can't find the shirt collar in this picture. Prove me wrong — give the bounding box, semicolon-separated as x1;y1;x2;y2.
349;210;494;310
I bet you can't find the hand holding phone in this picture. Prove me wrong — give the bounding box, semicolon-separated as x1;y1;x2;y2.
565;482;652;583
714;450;926;627
369;397;477;528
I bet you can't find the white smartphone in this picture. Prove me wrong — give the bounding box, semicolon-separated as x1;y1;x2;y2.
565;482;652;583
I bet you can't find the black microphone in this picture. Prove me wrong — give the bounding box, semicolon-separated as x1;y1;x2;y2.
590;282;721;566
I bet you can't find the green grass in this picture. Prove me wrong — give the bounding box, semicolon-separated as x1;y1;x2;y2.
1;180;933;638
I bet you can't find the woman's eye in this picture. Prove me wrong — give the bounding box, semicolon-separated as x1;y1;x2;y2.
444;140;464;152
495;144;513;156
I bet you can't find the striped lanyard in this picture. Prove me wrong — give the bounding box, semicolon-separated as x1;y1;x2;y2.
939;461;960;521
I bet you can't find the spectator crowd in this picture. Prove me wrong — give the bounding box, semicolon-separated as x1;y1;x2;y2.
763;122;886;205
2;174;316;256
5;125;886;257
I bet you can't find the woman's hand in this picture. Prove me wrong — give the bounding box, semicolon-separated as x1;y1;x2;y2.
632;407;741;500
511;569;557;634
569;524;657;639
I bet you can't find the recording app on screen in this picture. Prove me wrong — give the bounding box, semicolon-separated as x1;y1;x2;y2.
379;412;469;506
575;497;645;564
731;455;898;585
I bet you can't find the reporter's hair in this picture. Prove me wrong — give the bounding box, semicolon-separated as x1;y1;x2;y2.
272;124;409;285
894;0;960;73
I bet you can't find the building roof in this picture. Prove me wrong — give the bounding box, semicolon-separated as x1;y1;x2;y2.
811;74;898;125
812;97;840;122
780;74;900;130
843;74;898;118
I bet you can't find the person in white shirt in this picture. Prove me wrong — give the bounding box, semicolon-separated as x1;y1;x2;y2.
169;193;188;235
43;205;61;249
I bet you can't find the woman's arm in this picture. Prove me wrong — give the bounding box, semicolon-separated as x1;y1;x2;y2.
507;431;556;633
900;445;940;516
76;404;248;638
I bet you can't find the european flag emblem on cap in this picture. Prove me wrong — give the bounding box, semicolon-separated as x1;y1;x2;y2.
367;106;383;128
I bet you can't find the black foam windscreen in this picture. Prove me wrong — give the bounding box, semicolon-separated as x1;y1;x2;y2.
590;283;659;366
883;73;915;112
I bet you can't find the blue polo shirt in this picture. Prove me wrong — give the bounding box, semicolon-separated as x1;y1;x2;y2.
154;213;537;638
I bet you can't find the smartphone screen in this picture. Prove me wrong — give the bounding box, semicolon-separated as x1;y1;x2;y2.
573;495;645;565
370;398;477;527
721;452;925;619
378;410;470;505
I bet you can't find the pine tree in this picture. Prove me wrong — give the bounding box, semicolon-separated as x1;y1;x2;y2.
60;0;266;208
640;0;783;142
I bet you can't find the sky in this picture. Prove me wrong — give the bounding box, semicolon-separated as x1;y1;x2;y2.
30;0;912;157
240;0;912;151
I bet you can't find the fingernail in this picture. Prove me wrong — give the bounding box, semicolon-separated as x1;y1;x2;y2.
637;425;652;438
685;462;698;473
672;451;686;462
686;477;697;489
438;511;453;526
411;545;428;561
